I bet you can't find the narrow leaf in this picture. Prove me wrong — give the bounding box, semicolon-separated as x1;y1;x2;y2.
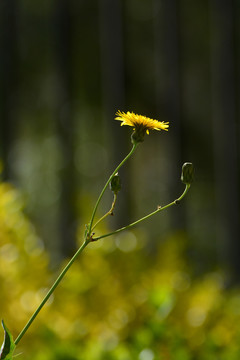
0;321;15;360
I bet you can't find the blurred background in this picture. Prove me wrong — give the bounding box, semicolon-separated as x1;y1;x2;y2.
1;0;240;359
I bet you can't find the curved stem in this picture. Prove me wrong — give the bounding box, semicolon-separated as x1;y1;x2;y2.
14;143;138;346
93;184;190;241
14;240;89;345
92;193;117;231
88;143;138;235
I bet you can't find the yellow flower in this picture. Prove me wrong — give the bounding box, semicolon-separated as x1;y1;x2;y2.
115;110;169;143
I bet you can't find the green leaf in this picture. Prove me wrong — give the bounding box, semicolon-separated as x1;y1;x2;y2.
0;321;15;360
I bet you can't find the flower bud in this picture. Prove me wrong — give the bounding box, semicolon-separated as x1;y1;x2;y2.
181;162;194;185
110;173;121;194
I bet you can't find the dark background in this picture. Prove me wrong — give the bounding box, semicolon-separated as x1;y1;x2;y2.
1;0;239;280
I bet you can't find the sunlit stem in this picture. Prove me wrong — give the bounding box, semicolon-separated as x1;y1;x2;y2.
88;143;138;235
92;193;117;231
14;239;89;346
93;184;191;241
14;143;138;346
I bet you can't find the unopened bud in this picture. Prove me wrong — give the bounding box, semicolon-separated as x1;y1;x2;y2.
181;162;194;185
110;173;121;194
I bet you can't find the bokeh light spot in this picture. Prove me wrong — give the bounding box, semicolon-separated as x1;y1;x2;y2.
115;231;137;252
139;348;155;360
186;307;207;327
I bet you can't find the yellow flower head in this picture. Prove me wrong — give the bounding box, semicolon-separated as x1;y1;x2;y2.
115;110;169;143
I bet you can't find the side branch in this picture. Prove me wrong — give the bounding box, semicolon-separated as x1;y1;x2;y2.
92;184;190;242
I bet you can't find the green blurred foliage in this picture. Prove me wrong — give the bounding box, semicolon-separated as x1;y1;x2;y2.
1;181;240;360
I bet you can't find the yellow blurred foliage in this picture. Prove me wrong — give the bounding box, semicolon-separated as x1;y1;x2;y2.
1;181;240;359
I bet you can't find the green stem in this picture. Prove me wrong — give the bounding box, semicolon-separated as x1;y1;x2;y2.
14;239;89;345
92;193;117;231
93;184;190;241
14;143;138;346
88;143;138;235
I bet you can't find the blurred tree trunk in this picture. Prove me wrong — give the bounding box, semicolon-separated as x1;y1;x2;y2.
53;0;78;257
154;0;186;228
0;0;18;180
210;0;240;283
99;0;132;225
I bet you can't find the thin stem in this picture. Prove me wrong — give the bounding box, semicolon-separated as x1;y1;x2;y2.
93;184;190;241
88;143;138;235
14;239;89;345
14;143;138;346
92;193;117;231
